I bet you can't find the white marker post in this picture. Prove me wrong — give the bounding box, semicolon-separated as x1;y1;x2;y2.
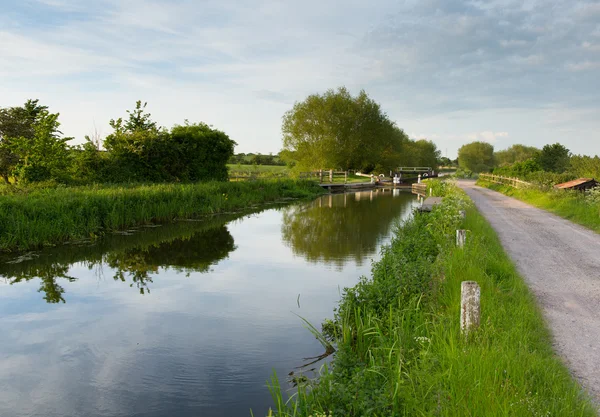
461;281;481;336
456;230;467;248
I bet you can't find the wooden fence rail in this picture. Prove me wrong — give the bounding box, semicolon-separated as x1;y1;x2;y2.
479;173;532;188
299;169;349;183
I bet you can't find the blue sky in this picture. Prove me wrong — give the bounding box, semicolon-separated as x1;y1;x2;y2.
1;0;599;158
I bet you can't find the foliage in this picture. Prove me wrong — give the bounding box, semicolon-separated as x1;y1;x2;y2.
103;103;236;182
0;100;61;183
0;179;324;252
9;107;72;183
493;158;541;178
494;144;540;166
265;182;596;416
281;87;431;173
570;155;600;179
229;153;286;166
405;139;441;169
537;143;570;173
457;141;495;173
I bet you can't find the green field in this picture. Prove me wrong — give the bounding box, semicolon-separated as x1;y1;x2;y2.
265;180;595;416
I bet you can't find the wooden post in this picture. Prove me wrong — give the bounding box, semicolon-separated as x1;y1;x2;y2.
461;281;481;335
429;187;433;197
329;169;333;183
319;169;323;183
345;171;348;184
418;174;422;184
456;229;467;248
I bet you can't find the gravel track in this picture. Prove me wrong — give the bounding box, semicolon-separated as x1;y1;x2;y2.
459;180;600;403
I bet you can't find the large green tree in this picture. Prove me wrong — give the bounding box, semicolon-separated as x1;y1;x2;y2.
281;87;408;172
458;141;495;173
537;143;570;173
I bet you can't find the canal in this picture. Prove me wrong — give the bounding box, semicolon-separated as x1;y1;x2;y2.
0;189;417;417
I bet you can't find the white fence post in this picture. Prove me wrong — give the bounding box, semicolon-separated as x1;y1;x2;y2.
461;281;481;335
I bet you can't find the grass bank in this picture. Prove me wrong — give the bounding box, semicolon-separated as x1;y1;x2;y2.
0;179;324;252
477;180;600;233
265;181;595;416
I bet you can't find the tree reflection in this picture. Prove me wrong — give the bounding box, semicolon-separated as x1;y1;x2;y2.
8;263;76;303
105;226;235;295
0;217;239;303
281;190;415;268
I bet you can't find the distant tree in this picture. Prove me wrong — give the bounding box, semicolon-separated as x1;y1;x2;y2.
458;141;495;173
537;143;570;173
407;139;441;168
570;155;600;178
438;156;453;167
494;144;540;166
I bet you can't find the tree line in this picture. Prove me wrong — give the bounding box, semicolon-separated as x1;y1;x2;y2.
457;141;600;185
0;100;236;184
280;87;441;173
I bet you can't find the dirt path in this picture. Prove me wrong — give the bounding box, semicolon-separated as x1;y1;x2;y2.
459;180;600;402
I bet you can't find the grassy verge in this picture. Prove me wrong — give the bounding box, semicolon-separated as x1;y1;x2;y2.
265;181;595;416
0;179;324;252
477;180;600;233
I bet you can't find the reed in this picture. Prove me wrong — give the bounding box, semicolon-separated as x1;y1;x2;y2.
0;179;324;252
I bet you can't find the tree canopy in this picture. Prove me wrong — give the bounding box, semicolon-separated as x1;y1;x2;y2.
458;141;495;173
281;87;434;172
537;143;570;173
494;144;540;166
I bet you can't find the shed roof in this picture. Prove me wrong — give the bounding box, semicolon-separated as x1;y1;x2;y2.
555;178;597;189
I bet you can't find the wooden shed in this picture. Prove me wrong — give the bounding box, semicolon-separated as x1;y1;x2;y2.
554;178;598;191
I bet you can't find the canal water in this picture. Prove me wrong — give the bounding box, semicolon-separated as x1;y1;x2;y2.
0;190;417;417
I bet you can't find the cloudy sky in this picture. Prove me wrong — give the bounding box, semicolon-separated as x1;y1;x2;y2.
1;0;599;158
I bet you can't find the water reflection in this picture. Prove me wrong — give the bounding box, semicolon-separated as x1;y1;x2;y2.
0;215;242;303
281;190;416;268
0;191;417;417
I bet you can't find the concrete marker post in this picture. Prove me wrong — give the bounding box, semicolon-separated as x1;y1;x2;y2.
461;281;481;336
456;229;467;247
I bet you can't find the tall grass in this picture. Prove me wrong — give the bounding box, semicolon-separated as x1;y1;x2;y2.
478;181;600;233
264;181;596;416
0;180;324;252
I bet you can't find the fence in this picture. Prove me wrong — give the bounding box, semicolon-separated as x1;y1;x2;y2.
479;173;532;188
299;170;349;183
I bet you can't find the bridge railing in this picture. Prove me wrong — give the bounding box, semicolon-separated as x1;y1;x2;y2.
397;167;433;172
479;173;532;188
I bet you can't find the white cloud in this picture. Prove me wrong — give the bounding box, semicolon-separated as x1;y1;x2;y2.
0;0;598;156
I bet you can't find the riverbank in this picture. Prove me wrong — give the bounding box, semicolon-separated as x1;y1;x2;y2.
266;181;596;416
477;180;600;233
0;180;324;252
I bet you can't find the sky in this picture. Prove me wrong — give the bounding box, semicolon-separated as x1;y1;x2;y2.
1;0;599;158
